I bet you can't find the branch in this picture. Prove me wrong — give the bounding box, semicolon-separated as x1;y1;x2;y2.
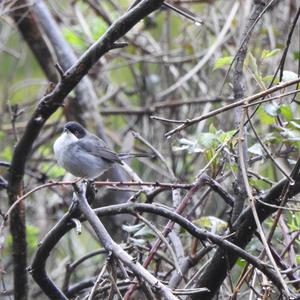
156;2;239;99
73;182;178;300
158;77;300;137
7;2;164;298
191;164;300;300
231;0;266;223
10;0;58;82
29;197;288;299
8;0;165;203
30;202;80;300
124;175;205;298
91;203;282;290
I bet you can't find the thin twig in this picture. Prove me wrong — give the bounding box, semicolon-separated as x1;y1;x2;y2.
74;182;178;300
132;131;176;180
246;110;294;184
238;107;291;298
87;264;107;300
136;213;182;275
158;77;300;137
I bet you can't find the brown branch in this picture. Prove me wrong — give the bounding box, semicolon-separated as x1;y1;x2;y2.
73;182;178;300
6;2;165;299
10;0;58;83
158;77;300;137
30;202;80;300
91;203;282;290
191;160;300;300
30;199;284;299
231;0;267;224
124;175;210;298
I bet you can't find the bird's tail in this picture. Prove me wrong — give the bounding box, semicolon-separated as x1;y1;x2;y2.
118;152;155;160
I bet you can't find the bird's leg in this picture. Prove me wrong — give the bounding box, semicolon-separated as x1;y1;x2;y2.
71;177;83;184
86;180;97;205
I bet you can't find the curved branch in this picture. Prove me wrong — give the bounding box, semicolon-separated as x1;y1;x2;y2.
191;168;300;300
92;203;282;290
7;1;164;299
231;0;267;223
30;203;80;300
30;197;286;299
8;0;165;199
73;183;178;300
160;77;300;137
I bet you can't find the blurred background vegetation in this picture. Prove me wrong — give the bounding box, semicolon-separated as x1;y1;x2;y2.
0;0;300;299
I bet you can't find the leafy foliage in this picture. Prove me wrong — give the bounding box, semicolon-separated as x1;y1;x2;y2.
0;1;300;299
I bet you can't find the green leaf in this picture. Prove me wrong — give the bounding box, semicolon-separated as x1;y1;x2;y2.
173;138;204;153
134;226;156;238
39;145;51;156
249;177;270;190
279;104;293;121
281;129;300;150
213;56;233;70
209;123;217;134
236;258;247;268
289;121;300;130
5;224;39;254
63;28;86;50
248;143;263;156
262;75;276;83
26;224;39;251
248;52;258;75
261;48;281;59
293;51;300;60
219;130;235;143
264;132;282;144
287;212;299;232
2;146;12;161
264;102;279;117
281;128;300;142
197;132;219;149
122;223;143;233
0;131;4;140
91;18;108;40
257;107;275;125
193;216;227;234
48;165;66;178
41;163;65;178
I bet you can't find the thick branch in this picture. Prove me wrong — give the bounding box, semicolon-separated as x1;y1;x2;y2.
10;0;58;82
231;0;267;223
30;203;80;300
191;172;300;300
31;0;135;235
7;2;164;299
30;196;288;299
73;183;178;300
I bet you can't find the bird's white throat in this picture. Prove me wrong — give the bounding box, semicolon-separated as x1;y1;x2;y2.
53;131;78;160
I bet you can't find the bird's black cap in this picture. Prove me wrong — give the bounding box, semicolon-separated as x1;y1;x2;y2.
64;122;86;139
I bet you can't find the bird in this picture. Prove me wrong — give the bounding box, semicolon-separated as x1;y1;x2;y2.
53;122;148;179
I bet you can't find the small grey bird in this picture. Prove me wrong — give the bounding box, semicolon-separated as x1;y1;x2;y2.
54;122;146;179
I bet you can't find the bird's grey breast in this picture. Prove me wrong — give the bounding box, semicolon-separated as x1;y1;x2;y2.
61;142;113;178
53;131;121;178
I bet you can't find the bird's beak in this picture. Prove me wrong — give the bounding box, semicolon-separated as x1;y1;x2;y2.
63;128;68;134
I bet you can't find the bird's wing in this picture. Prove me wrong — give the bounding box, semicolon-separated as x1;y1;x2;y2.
76;134;122;164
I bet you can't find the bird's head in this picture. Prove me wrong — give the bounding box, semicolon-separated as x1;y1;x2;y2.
64;122;86;139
